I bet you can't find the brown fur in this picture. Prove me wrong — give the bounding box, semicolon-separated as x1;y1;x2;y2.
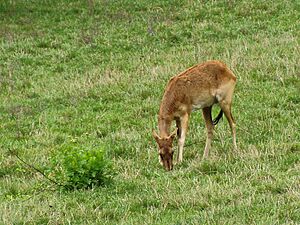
153;60;237;171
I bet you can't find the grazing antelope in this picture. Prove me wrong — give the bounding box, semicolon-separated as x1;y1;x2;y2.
152;60;237;171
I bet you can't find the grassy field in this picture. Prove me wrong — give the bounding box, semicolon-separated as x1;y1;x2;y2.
0;0;299;224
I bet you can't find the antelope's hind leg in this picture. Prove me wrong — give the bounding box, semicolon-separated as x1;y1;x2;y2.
219;101;237;151
202;106;214;159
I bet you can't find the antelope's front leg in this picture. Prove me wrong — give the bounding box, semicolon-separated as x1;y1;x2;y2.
177;113;189;163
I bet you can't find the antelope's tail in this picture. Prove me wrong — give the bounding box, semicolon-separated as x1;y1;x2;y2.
213;110;223;125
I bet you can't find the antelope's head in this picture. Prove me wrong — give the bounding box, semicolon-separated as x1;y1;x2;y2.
152;129;177;171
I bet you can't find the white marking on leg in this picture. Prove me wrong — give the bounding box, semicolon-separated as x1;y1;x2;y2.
203;135;212;159
178;132;186;163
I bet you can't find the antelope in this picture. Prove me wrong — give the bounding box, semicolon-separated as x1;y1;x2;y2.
152;60;237;171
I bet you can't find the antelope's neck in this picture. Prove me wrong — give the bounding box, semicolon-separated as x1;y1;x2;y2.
157;79;177;137
158;117;171;138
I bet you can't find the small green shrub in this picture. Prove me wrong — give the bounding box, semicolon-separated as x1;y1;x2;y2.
50;145;114;189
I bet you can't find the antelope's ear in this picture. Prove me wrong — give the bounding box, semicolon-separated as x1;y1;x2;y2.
169;128;178;139
152;130;160;142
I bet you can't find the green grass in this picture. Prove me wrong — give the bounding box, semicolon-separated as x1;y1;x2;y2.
1;0;299;224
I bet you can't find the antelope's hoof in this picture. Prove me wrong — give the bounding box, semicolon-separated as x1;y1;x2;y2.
176;159;183;165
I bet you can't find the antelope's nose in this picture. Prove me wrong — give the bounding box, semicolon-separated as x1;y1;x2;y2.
165;165;173;171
